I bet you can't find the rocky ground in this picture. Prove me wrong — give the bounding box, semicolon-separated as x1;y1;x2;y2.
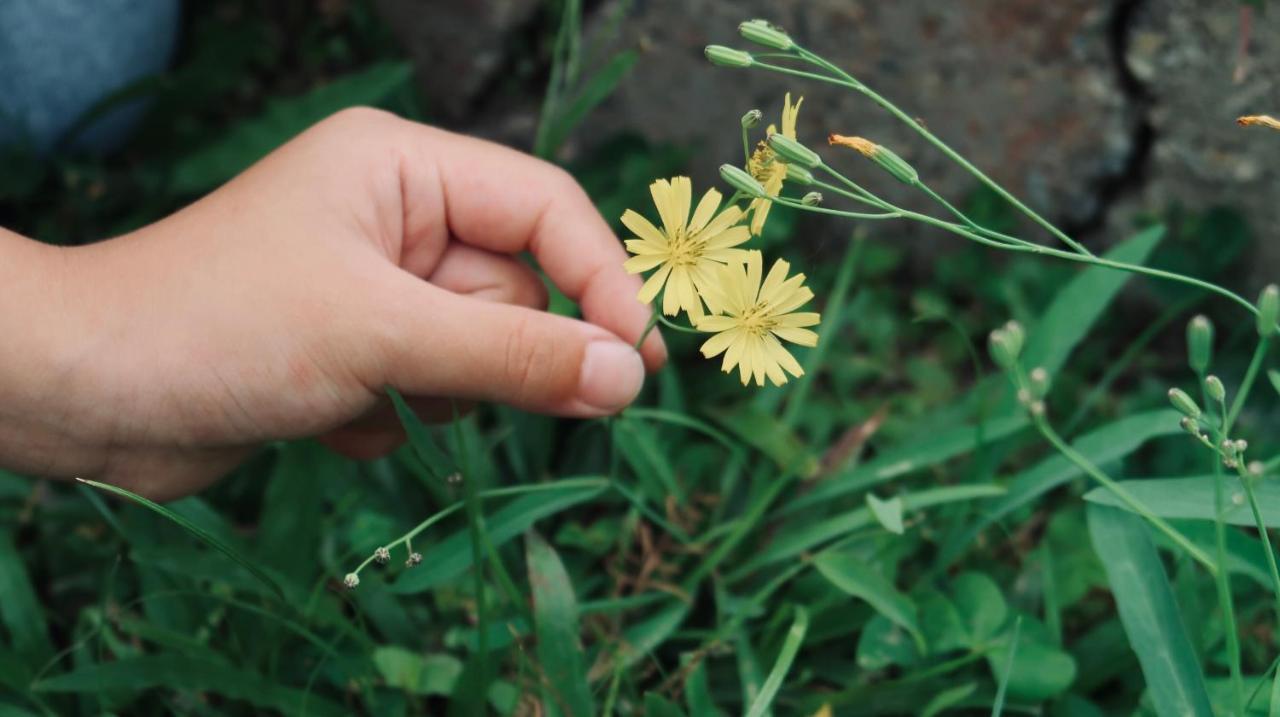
375;0;1277;286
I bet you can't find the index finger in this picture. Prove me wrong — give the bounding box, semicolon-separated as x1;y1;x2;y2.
392;120;666;370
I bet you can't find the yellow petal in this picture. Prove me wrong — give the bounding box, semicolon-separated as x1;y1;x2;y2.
764;332;805;377
750;198;772;236
759;258;792;303
772;285;815;315
775;311;821;328
745;251;764;302
723;333;747;375
624;254;666;274
703;248;752;265
621;209;669;248
749;339;767;386
624;239;667;256
782;93;803;138
661;266;682;315
671;176;692;232
704;225;751;250
696;314;739;332
690;263;725;315
637;262;672;304
700;205;745;238
699;328;738;358
676;268;703;320
650;179;678;237
688;188;722;235
762;274;807;309
773;326;819;347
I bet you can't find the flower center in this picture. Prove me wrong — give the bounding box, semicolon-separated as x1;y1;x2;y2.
748;142;787;184
667;227;703;267
738;301;777;336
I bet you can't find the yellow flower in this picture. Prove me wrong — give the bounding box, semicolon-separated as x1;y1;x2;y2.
694;250;819;386
621;177;752;319
747;92;803;235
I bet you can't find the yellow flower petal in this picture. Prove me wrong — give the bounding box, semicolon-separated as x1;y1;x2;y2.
637;262;672;304
621;210;669;248
624;254;666;274
704;225;751;250
670;176;692;233
775;312;821;328
773;326;819;347
700;204;744;238
650;179;678;237
782;93;803;139
703;248;752;264
696;315;738;332
699;328;738;358
745;251;764;301
764;332;805;377
723;333;747;375
750;197;772;236
772;286;815;315
624;239;666;256
688;188;722;234
759;258;792;302
661;266;682;316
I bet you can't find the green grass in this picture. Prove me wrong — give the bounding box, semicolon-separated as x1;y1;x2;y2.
2;2;1279;716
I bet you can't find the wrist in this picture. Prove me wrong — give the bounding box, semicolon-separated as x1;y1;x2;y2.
0;230;106;478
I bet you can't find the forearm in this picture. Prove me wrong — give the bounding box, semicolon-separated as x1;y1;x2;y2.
0;228;100;478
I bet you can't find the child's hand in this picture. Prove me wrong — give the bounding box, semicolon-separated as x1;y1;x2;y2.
3;108;665;499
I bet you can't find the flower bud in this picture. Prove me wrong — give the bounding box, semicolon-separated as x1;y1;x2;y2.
343;573;360;589
705;45;754;68
785;162;814;185
741;109;763;129
1249;460;1264;476
1204;375;1226;403
720;164;767;197
801;191;823;206
406;552;423;567
1258;284;1279;337
739;19;794;51
1235;439;1248;454
829;133;919;185
1187;315;1213;374
1221;439;1238;459
768;133;821;169
1238;115;1280;131
1002;321;1025;359
1179;416;1199;436
1028;367;1050;399
988;327;1020;371
1168;388;1201;419
374;547;391;565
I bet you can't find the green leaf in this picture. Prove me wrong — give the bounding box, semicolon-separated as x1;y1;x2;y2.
540;51;637;156
856;614;922;670
684;659;721;716
945;410;1180;564
737;484;1005;576
744;606;809;717
0;530;51;666
614;417;686;502
258;441;340;582
784;414;1027;514
644;692;689;717
987;619;1076;702
388;386;457;485
76;478;285;601
170;63;413;194
1020;226;1164;376
706;405;819;477
1268;369;1280;399
391;481;607;594
814;551;924;653
525;531;593;717
1084;475;1280;527
33;654;347;716
1086;503;1213;716
951;572;1008;647
921;683;977;717
373;647;463;695
866;493;905;535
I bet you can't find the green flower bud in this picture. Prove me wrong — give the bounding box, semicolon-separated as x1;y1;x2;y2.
768;133;821;169
988;328;1019;371
1258;284;1279;337
1168;388;1201;419
1002;321;1025;360
829;134;919;185
1179;416;1199;436
801;191;823;206
1028;366;1051;399
741;109;763;129
719;164;767;197
785;162;814;185
739;19;794;51
1204;375;1226;403
1221;439;1238;459
1187;315;1213;373
705;45;754;68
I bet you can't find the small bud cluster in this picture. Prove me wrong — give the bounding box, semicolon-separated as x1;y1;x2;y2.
987;321;1046;416
987;321;1024;371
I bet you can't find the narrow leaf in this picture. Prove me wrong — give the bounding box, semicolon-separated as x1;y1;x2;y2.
526;531;593;717
814;551;923;652
866;493;905;535
745;606;809;717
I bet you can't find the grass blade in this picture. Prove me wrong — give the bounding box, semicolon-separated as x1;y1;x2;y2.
744;606;809;717
990;617;1022;717
75;478;285;601
1084;471;1280;527
0;530;52;667
1086;503;1213;716
525;531;593;717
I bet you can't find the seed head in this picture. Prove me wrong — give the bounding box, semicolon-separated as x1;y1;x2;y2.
1028;367;1050;399
374;547;391;565
406;552;423;568
1235;439;1248;454
343;573;360;589
741;109;763;129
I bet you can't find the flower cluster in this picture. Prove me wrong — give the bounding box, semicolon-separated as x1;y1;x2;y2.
621;94;821;386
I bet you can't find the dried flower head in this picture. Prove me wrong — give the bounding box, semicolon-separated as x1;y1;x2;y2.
406;552;424;567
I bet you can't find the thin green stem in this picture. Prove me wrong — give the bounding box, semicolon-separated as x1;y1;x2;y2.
657;313;703;334
1234;463;1280;618
751;60;861;89
1033;414;1217;574
636;311;660;350
1206;374;1245;715
1227;338;1270;431
792;45;1094;257
770;194;899;220
917;183;1042;250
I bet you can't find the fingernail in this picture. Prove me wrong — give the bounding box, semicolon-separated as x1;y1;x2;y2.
579;340;645;413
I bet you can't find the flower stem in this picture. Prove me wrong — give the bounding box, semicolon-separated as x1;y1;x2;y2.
1227;338;1270;432
636;311;661;350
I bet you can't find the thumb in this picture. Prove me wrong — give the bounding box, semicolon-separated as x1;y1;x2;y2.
379;282;647;417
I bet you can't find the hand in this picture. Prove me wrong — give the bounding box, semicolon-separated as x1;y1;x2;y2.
3;108;665;500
